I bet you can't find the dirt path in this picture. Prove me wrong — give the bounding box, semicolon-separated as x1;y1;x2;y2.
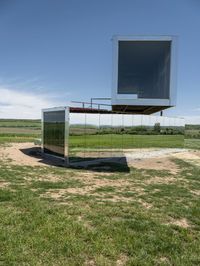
0;143;44;166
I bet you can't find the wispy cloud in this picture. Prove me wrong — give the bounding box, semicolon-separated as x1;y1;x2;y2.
182;116;200;125
0;87;69;119
188;106;200;112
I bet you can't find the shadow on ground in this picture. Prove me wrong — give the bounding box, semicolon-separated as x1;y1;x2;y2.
20;147;130;173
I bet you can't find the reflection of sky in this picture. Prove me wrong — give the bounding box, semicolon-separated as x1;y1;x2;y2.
70;113;185;127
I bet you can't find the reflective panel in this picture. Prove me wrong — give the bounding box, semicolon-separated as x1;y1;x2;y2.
42;109;185;163
43;110;65;157
123;114;134;149
85;113;100;159
69;113;86;162
98;114;113;158
112;114;123;153
68;113;185;163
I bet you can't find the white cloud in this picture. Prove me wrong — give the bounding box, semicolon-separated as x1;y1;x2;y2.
0;86;200;125
0;87;68;119
182;116;200;125
190;107;200;112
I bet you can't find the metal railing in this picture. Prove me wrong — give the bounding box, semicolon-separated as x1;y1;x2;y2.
71;100;112;110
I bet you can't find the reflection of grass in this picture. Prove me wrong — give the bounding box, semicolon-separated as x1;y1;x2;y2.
185;139;200;150
70;134;184;149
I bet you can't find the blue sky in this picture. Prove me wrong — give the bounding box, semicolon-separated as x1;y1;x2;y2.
0;0;199;123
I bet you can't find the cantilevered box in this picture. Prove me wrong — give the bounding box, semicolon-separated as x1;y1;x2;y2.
111;35;178;114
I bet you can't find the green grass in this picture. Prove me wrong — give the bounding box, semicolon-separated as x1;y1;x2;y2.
0;119;40;143
0;157;200;265
70;134;184;149
0;119;41;128
0;134;39;143
0;120;199;264
0;127;40;134
184;138;200;149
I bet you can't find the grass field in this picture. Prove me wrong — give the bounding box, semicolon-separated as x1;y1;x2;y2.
0;119;200;265
184;139;200;150
0;133;40;143
0;119;41;143
0;119;41;128
0;155;200;265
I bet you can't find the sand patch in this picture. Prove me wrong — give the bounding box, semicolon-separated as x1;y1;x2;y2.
84;259;95;266
172;151;200;160
42;184;146;204
172;150;200;167
138;198;153;209
129;157;180;174
0;143;44;166
157;257;170;264
144;175;176;185
1;143;199;174
74;172;130;188
24;174;63;183
166;218;190;228
190;190;200;196
99;195;134;203
43;184;123;198
0;143;189;171
0;181;10;188
116;254;128;266
43;189;68;200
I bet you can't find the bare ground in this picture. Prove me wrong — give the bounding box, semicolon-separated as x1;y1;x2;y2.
129;157;180;174
0;143;43;166
1;142;200;169
1;142;200;230
165;218;191;228
0;143;200;264
0;143;199;170
1;143;200;200
0;181;10;188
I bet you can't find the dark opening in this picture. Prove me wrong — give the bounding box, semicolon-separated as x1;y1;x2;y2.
118;41;171;99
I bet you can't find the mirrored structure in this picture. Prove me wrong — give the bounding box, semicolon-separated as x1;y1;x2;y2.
42;107;185;165
111;36;178;114
42;107;69;160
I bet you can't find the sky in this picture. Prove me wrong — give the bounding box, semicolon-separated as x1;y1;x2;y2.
70;113;185;127
0;0;199;123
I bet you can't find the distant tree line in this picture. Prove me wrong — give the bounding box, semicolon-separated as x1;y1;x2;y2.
70;123;184;136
